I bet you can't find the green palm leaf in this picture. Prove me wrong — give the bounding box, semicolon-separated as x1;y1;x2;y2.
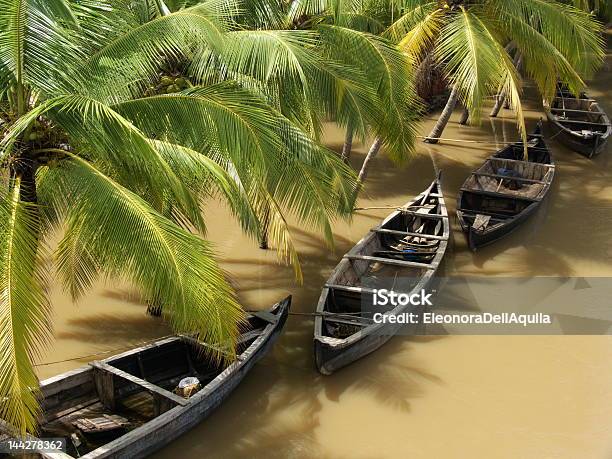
0;180;51;435
53;155;245;356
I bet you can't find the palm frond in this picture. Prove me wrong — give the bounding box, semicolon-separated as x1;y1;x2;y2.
113;84;357;272
385;2;442;59
53;155;245;357
75;4;235;103
318;25;421;163
0;0;83;95
46;95;205;231
0;180;51;435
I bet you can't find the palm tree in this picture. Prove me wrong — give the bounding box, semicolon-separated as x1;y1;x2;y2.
258;0;423;184
0;0;358;434
385;0;604;144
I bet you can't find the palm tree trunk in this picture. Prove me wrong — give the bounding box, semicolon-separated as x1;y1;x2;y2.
459;107;469;125
357;137;382;183
259;204;270;249
490;93;506;117
340;125;354;163
490;52;523;117
154;0;171;16
425;86;459;143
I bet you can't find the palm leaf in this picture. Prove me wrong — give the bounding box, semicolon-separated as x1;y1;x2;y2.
53;155;245;357
0;180;51;435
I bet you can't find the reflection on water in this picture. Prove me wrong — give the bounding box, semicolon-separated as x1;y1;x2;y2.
38;32;612;459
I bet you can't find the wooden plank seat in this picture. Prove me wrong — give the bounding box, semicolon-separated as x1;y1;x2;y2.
324;283;376;295
399;210;445;219
488;157;555;168
251;310;278;324
556;119;610;127
460;188;540;202
372;227;448;241
456;208;510;222
90;361;188;417
550;107;603;115
470;171;546;184
344;254;433;269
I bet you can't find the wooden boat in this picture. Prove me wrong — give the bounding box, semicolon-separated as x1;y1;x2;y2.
0;297;290;458
544;85;610;157
456;122;555;251
314;174;449;375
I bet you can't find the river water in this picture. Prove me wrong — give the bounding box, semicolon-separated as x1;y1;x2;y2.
37;32;612;458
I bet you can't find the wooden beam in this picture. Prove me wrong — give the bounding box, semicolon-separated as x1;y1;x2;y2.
399;210;445;219
456;208;510;221
372;227;448;241
490;157;554;168
93;365;115;411
344;254;434;269
90;361;188;408
251;310;277;324
550;107;602;115
321;316;372;327
469;172;546;184
556;119;610;127
461;187;540;202
325;283;376;295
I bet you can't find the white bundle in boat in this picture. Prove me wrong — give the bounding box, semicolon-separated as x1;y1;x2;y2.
175;377;201;398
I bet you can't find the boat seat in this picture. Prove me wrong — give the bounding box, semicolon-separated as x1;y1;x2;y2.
472;214;491;230
250;310;277;324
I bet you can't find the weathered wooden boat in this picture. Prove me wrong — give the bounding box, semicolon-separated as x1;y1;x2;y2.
544;85;610;157
314;174;449;375
0;297;290;458
456;122;555;251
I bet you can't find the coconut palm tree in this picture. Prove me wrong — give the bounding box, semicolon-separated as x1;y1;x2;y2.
385;0;604;144
0;0;359;434
237;0;423;184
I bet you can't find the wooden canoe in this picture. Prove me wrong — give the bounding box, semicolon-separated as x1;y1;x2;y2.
456;122;555;251
314;174;449;375
543;85;610;158
1;297;290;459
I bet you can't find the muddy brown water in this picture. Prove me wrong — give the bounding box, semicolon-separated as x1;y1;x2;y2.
37;33;612;458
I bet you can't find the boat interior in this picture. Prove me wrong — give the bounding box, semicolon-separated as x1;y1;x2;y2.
458;140;553;230
321;187;445;339
550;95;610;133
34;315;271;457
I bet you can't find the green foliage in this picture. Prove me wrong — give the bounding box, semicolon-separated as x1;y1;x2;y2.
0;0;362;434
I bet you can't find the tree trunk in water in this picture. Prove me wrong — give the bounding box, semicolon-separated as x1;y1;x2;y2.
357;137;382;184
259;204;270;250
340;125;354;163
490;52;523;117
425;87;459;143
490;93;505;117
459;107;469;125
146;300;163;317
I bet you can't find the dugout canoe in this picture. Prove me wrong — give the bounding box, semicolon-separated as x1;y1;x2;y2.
314;174;449;375
0;297;290;459
456;122;555;251
544;85;610;158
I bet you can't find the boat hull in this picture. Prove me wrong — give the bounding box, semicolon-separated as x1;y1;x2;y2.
457;201;540;251
545;111;608;158
314;176;448;374
456;123;554;252
87;298;290;459
26;298;291;459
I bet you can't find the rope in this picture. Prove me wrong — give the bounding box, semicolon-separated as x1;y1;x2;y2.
34;335;175;367
416;135;524;145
